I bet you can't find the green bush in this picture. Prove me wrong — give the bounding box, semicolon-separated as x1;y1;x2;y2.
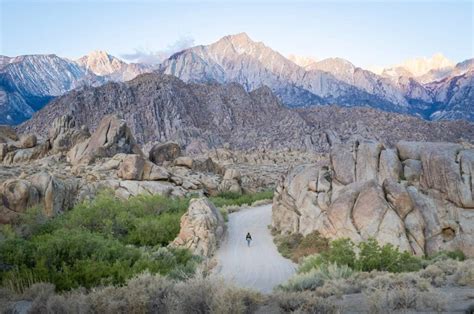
274;231;329;262
297;238;423;275
428;250;466;262
356;239;422;272
0;193;197;292
126;212;182;246
209;189;273;208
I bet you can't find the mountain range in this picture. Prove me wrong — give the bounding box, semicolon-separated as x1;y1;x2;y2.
20;73;474;152
1;33;473;125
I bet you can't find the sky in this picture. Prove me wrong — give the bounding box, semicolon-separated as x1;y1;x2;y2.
1;0;473;68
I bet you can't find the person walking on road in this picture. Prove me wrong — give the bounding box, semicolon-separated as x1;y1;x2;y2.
246;232;252;247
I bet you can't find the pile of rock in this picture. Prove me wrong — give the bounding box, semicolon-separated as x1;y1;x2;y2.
272;140;474;257
172;197;225;257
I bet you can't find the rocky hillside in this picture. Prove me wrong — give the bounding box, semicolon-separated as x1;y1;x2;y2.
159;33;411;114
19;73;314;150
0;54;102;124
159;33;474;121
0;52;152;125
272;140;474;257
19;73;474;153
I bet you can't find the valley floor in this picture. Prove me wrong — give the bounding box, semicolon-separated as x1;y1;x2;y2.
213;204;296;293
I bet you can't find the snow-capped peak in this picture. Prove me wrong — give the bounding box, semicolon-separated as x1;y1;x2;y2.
400;53;454;77
287;54;318;68
76;50;126;76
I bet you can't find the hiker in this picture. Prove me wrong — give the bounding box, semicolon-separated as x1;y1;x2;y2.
246;232;252;247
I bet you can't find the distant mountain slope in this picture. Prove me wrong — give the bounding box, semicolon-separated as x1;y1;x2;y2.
20;73;474;152
0;54;101;124
158;33;411;114
76;50;152;81
427;70;474;121
2;34;473;124
0;52;153;125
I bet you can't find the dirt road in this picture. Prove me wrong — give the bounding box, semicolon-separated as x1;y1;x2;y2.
213;204;296;293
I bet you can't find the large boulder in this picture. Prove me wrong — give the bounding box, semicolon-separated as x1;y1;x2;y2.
117;154;145;180
28;172;77;217
272;140;474;257
0;179;40;223
175;156;193;169
218;168;242;194
149;142;181;165
19;134;37;148
117;154;169;181
48;115;90;153
2;143;50;165
330;143;355;185
172;197;225;257
68;115;142;165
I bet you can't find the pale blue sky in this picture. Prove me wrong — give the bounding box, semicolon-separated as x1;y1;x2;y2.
1;0;473;68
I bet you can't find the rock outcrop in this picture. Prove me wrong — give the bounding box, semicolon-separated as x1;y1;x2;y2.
68;114;142;165
0;115;235;224
117;154;169;181
272;140;474;257
149;142;181;165
172;197;225;257
218;169;242;194
48;114;90;153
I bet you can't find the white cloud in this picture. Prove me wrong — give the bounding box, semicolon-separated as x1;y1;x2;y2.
121;35;195;64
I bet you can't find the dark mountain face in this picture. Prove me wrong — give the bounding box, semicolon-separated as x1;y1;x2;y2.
0;55;102;125
19;74;314;150
20;73;474;152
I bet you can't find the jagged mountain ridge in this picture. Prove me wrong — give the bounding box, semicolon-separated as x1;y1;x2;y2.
0;51;151;125
76;50;152;81
0;54;102;124
2;33;473;125
158;33;412;114
20;73;474;152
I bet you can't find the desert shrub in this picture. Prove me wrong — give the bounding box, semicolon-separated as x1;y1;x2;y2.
211;283;262;314
316;277;361;298
274;233;303;259
164;275;262;314
365;271;447;312
20;283;56;314
298;238;423;275
88;272;174;314
275;231;329;262
428;249;466;262
209;189;273;208
297;238;356;273
367;287;447;313
280;263;353;292
419;264;447;287
271;291;339;313
453;259;474;286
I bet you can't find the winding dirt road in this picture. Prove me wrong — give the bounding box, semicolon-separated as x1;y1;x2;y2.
213;204;296;293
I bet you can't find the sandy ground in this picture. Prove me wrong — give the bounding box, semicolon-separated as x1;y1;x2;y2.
213;204;296;293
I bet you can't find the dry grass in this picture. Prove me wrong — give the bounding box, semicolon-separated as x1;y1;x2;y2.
2;258;473;314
